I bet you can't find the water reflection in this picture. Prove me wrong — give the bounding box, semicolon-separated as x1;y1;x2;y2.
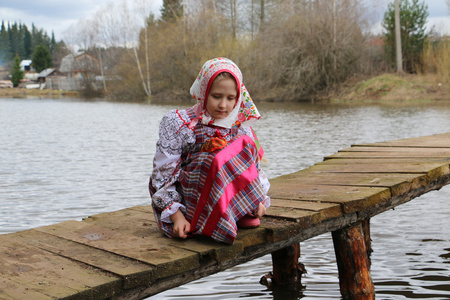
1;98;449;299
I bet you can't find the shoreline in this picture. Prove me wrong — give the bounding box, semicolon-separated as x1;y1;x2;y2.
1;73;448;103
0;88;80;99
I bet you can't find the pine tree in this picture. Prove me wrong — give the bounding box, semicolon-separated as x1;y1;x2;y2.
32;44;53;72
160;0;184;22
23;25;32;58
10;23;25;58
11;55;24;87
0;21;11;64
382;0;429;72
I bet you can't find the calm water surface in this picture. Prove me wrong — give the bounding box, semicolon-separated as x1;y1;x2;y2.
1;98;449;299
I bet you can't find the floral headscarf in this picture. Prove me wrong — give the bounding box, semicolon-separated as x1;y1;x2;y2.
190;57;261;129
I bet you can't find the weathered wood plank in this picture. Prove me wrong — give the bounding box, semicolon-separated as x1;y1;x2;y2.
11;229;155;290
354;133;450;148
270;172;428;197
265;206;320;224
0;235;121;299
338;147;450;153
82;207;247;263
319;157;450;164
0;280;53;300
35;220;201;279
268;183;391;214
305;162;450;182
326;149;450;159
270;198;342;220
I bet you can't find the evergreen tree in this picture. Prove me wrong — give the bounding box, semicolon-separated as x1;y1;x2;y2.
160;0;184;22
31;23;51;53
50;31;57;53
10;23;24;58
382;0;430;72
0;21;11;64
11;55;24;87
32;44;53;72
23;25;32;58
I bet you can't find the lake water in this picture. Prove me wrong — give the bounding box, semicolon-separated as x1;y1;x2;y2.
1;97;449;299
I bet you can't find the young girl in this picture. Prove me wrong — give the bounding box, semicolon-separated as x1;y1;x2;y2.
149;57;270;244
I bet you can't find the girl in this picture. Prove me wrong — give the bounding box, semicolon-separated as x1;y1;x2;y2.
149;58;270;244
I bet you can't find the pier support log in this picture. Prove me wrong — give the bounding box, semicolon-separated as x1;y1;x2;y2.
332;221;375;300
261;243;306;291
361;219;373;266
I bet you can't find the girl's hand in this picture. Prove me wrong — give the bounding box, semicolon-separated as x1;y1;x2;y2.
254;203;266;218
170;209;191;239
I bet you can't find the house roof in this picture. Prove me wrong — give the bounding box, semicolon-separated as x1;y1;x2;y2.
38;68;56;78
20;60;32;67
59;55;75;73
59;53;100;73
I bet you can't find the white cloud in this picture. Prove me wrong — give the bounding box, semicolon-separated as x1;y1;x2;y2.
0;0;163;40
370;16;450;36
428;16;450;35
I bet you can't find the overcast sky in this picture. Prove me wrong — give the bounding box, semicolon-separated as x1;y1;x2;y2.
0;0;449;41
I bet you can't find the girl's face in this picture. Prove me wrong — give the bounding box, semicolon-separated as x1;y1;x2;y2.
206;77;237;119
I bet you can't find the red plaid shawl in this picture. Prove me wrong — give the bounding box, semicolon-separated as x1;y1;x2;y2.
180;133;264;243
154;129;266;244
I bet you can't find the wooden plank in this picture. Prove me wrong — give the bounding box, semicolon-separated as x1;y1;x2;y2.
354;133;450;148
0;279;53;300
319;158;449;164
265;206;319;223
326;149;450;159
338;147;450;153
11;229;155;290
268;183;391;214
305;162;450;182
270;198;342;220
128;205;268;248
82;207;246;263
0;235;121;299
270;172;428;197
260;218;310;242
35;220;201;279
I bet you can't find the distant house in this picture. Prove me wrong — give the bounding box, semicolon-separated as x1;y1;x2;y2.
367;37;384;47
48;53;103;91
20;60;34;72
0;65;8;80
60;53;101;79
37;68;62;83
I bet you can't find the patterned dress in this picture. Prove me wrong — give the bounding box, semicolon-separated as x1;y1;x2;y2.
149;107;270;244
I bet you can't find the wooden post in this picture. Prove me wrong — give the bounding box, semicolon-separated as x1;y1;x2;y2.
332;221;375;300
263;243;306;291
361;219;373;267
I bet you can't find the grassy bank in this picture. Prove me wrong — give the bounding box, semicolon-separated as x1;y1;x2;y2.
0;88;80;99
330;73;449;104
2;73;448;104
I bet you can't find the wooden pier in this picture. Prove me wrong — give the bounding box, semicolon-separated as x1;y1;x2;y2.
1;133;450;299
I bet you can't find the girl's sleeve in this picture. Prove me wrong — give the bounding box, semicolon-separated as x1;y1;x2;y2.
150;110;194;223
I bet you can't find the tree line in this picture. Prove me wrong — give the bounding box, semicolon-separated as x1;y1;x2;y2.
0;21;66;71
7;0;448;101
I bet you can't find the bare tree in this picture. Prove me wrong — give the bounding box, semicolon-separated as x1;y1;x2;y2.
243;0;370;100
63;0;153;98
